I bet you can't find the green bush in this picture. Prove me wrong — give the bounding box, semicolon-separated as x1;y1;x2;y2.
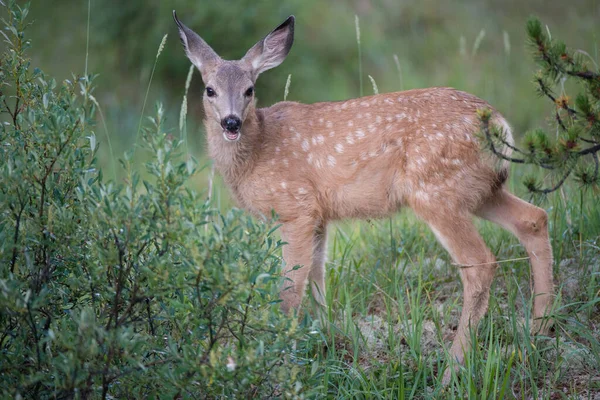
0;3;305;398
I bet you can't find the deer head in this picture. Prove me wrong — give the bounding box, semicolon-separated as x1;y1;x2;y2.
173;11;295;142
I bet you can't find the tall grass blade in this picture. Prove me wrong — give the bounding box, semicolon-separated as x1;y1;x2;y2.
179;64;194;157
284;73;292;101
368;75;379;95
472;29;486;56
85;0;90;76
89;94;116;180
134;33;168;160
355;15;363;97
393;54;403;91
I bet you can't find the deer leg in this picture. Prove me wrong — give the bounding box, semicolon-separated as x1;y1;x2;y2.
419;214;497;381
279;217;318;314
477;189;554;333
308;224;328;308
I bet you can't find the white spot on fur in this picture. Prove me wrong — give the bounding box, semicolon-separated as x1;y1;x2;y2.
316;135;325;144
348;120;354;127
307;153;313;163
298;187;308;195
368;124;377;133
283;158;289;167
335;143;344;153
346;134;355;145
329;131;335;137
415;191;430;202
375;116;382;124
360;101;370;107
386;116;393;122
275;146;280;153
319;118;324;124
281;181;287;189
384;98;394;105
327;155;336;167
315;159;323;169
302;139;310;152
355;129;365;139
312;137;317;145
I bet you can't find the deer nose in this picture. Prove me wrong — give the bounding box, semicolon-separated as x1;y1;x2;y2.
221;115;241;132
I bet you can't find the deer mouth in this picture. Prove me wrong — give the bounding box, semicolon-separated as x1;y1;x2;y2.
223;130;241;142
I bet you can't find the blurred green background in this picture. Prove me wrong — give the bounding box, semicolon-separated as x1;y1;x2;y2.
25;0;599;182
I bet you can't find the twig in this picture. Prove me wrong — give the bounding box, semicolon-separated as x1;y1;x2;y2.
481;118;528;164
452;256;531;268
531;165;575;194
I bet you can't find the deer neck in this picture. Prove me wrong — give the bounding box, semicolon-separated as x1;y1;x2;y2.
204;105;262;188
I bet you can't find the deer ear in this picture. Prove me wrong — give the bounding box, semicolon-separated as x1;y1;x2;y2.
242;16;295;79
173;11;221;75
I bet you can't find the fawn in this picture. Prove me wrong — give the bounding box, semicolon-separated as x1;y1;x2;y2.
174;12;554;381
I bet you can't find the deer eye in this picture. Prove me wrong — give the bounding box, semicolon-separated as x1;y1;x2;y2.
206;87;216;97
245;87;254;97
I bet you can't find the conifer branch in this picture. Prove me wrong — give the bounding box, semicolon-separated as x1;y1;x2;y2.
479;17;600;194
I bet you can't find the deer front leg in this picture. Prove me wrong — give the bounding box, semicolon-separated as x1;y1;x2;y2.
279;217;318;314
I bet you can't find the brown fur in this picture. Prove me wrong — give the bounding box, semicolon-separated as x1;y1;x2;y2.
174;13;555;383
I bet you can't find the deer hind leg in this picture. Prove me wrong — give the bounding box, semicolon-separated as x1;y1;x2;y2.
418;212;498;368
279;217;318;314
477;189;554;333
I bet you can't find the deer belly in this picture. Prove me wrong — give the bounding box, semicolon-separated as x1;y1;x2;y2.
327;169;404;220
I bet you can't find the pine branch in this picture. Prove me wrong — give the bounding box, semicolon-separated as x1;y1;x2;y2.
480;118;527;164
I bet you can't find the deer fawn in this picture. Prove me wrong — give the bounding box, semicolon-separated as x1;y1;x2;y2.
174;12;554;381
